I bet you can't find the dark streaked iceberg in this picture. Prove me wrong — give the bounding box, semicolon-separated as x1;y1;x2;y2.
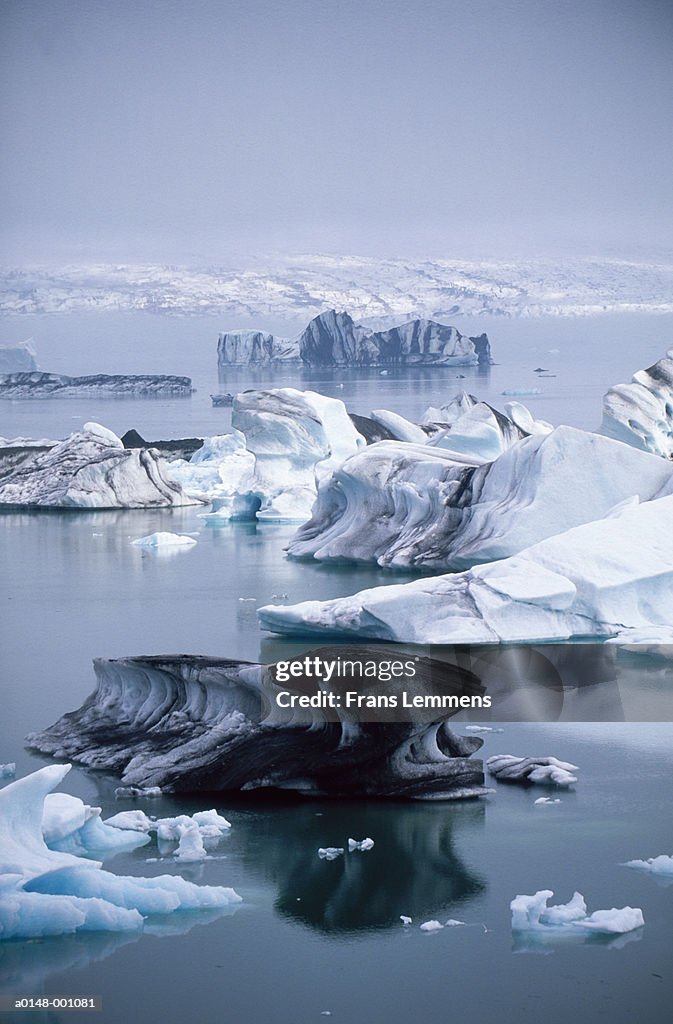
0;371;193;398
0;422;203;508
217;309;492;368
28;652;489;800
601;348;673;458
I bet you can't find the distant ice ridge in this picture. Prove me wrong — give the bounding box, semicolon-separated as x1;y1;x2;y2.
0;341;37;373
0;372;193;399
168;388;365;521
510;890;644;935
0;422;203;509
218;310;491;368
601;348;673;458
285;424;671;571
259;492;673;644
0;765;241;940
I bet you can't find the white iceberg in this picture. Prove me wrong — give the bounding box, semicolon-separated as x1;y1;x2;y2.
428;398;552;462
102;809;231;863
510;890;643;935
170;388;365;522
400;915;412;925
534;797;562;805
0;766;241;940
318;847;344;860
487;755;578;787
369;409;428;444
0;423;201;509
347;837;374;852
131;532;197;549
420;919;444;932
260;492;673;644
284;426;671;570
623;855;673;877
601;348;673;458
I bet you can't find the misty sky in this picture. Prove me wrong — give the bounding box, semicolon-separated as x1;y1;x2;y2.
1;0;672;261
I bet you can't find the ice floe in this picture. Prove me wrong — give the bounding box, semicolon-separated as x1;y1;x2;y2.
511;890;644;935
131;532;197;549
622;855;673;877
0;766;241;940
420;919;444;932
487;755;578;786
347;837;375;852
260;492;673;644
0;423;202;509
318;848;344;860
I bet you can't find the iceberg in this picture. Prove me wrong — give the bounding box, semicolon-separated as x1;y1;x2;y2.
623;855;673;877
420;919;444;932
170;388;364;521
347;837;375;852
0;766;241;940
0;423;203;509
29;652;489;799
0;763;16;780
511;890;643;935
601;348;673;458
218;311;492;368
284;426;671;572
259;492;673;643
131;532;198;549
486;755;578;786
0;371;193;398
318;847;344;860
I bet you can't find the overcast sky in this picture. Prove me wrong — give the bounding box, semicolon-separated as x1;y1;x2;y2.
1;0;672;261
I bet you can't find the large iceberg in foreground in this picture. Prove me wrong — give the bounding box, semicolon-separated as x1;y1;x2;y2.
169;388;364;521
260;493;673;643
286;426;671;570
0;423;203;509
601;348;673;458
511;890;644;935
0;765;241;940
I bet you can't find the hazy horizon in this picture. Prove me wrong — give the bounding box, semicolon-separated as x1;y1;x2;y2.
2;0;672;264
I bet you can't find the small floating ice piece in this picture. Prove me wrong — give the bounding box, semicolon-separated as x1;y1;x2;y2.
420;919;444;932
174;821;207;862
502;388;542;396
318;847;344;860
464;726;504;734
400;915;412;926
487;755;578;787
104;810;153;833
445;919;466;926
510;890;643;934
0;764;16;780
114;785;162;799
348;837;374;852
534;797;561;805
131;532;197;549
623;855;673;877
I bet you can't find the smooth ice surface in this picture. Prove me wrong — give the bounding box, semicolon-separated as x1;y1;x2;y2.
261;493;673;644
510;890;643;934
0;766;241;940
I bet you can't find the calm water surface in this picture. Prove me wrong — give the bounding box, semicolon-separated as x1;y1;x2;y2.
1;312;672;1023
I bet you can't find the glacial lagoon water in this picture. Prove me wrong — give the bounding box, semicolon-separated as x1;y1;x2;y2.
1;311;673;1022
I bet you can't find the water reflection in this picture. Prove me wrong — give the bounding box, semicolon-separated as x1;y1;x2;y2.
234;799;486;934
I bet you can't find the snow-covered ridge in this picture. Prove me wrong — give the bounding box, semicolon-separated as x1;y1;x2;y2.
3;254;672;318
28;652;489;799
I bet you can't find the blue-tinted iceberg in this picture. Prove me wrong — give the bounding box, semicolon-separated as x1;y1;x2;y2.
0;765;241;940
260;493;673;643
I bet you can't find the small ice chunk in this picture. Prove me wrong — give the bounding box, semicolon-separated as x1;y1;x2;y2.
0;763;16;779
510;890;643;935
623;854;673;876
420;919;444;932
445;919;466;926
174;821;207;863
576;908;645;934
318;847;344;860
131;532;197;549
487;755;578;787
104;810;153;833
400;915;412;926
191;810;232;833
534;797;561;805
348;837;374;852
114;786;162;799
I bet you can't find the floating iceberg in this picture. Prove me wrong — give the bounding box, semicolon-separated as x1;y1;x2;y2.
601;349;673;458
218;310;491;368
318;847;344;860
285;426;670;571
0;766;241;940
169;388;365;521
0;763;16;780
420;919;444;932
487;755;578;787
29;652;488;800
101;809;231;863
348;837;374;852
0;423;202;509
511;890;643;935
131;532;197;549
260;493;673;644
0;371;192;398
623;855;673;877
